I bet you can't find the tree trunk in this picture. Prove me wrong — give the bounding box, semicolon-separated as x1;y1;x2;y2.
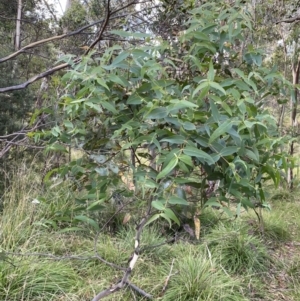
288;58;300;190
15;0;22;50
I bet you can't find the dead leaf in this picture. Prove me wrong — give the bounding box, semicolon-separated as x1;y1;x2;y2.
122;213;131;225
194;216;201;240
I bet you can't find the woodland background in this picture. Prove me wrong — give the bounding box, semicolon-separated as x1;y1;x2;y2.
1;0;300;300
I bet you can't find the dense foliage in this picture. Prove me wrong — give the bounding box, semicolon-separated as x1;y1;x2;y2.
39;1;292;229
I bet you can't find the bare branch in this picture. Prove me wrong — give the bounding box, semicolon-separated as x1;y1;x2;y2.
91;193;153;301
85;0;111;54
0;62;70;92
276;16;300;24
0;12;127;64
161;259;176;295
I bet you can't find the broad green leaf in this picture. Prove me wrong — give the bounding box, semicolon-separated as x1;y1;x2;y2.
168;196;188;205
47;143;68;153
96;78;110;90
167;99;198;113
145;107;168;119
209;120;233;144
109;74;130;87
145;214;161;226
183;121;196;131
241;198;255;209
183;146;215;165
127;94;142;105
101;100;117;113
160;213;173;227
179;154;193;167
144;179;159;188
110;51;130;66
163;208;180;225
204;197;221;208
220;146;239;156
192;80;210;98
209;82;226;95
152;200;165;210
245;149;259;162
157;155;178;180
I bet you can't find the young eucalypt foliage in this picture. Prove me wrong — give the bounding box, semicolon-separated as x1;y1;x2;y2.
48;1;291;237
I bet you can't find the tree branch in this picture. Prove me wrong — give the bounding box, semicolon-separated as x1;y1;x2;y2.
0;62;70;92
91;193;153;301
0;1;143;93
84;0;111;55
276;16;300;24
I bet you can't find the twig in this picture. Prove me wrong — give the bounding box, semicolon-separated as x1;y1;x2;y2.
6;252;101;261
126;280;153;299
276;16;300;24
84;0;111;54
0;62;71;92
91;196;153;300
161;258;175;295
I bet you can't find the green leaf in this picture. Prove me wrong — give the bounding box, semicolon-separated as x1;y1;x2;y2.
245;149;259;162
110;51;130;67
160;213;173;227
220;146;239;156
179;154;193;167
127;94;142;105
209;120;233;144
209;82;226;95
157;155;178;180
145;107;168;119
168;196;188;205
183;146;215;165
209;98;220;122
152;200;165;210
183;121;196;131
145;214;161;226
144;179;159;188
207;60;215;81
101;100;117;113
167;99;198;113
241;198;255;209
204;197;221;208
74;215;100;231
47;143;68;153
96;78;110;90
192;80;210;98
163;208;180;225
109;74;130;87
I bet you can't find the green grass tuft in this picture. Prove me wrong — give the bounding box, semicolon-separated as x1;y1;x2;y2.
205;223;270;275
162;247;248;301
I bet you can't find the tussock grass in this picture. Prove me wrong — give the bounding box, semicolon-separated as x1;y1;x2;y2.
204;222;270;275
0;261;79;301
162;247;248;301
2;164;300;300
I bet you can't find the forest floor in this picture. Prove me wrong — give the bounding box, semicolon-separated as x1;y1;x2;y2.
1;170;300;301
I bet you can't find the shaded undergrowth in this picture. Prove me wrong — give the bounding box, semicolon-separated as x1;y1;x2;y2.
1;168;300;300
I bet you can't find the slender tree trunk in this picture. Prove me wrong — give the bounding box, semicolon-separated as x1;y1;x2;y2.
15;0;22;50
288;58;300;190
